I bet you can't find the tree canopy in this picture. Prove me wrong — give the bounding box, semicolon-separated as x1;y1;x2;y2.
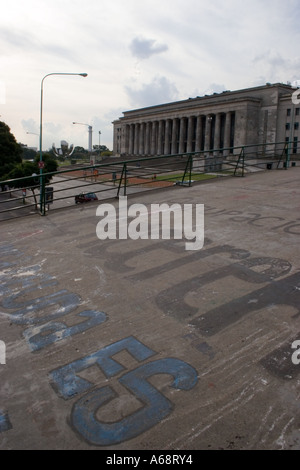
0;121;58;188
0;121;23;179
22;146;38;160
4;152;59;189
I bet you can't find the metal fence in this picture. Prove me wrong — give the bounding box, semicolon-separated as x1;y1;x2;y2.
0;140;297;220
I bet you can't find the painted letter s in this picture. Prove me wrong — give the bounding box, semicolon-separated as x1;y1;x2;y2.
71;358;198;446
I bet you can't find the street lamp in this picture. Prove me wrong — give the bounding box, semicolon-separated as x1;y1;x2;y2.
73;122;93;164
39;72;88;212
99;131;102;161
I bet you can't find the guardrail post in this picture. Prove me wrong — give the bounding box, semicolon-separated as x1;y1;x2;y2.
182;154;193;186
188;154;193;187
234;147;245;177
40;175;46;216
117;163;127;198
285;139;291;169
242;148;245;177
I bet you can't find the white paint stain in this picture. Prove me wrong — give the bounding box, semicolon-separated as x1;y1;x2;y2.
276;417;295;449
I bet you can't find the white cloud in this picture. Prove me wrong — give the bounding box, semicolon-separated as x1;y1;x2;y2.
21;118;39;135
125;76;178;108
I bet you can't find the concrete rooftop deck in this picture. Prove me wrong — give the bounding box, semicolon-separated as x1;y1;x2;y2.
0;167;300;450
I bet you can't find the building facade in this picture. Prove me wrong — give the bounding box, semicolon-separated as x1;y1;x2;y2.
113;83;300;158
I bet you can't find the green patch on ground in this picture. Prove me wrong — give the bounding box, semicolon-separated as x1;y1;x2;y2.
154;173;219;183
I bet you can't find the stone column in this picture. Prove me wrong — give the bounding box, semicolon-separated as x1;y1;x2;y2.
171;119;178;154
187;116;194;153
145;122;150;155
204;115;212;152
213;113;223;170
179;118;186;154
139;123;145;155
129;124;134;155
134;123;140;155
124;125;130;154
224;112;232;157
157;120;163;155
214;113;222;155
164;119;170;155
195;115;203;153
151;121;157;155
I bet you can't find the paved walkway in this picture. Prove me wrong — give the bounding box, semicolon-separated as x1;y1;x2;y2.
0;167;300;450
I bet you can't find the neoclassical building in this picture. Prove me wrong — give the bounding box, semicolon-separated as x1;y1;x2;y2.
113;83;299;158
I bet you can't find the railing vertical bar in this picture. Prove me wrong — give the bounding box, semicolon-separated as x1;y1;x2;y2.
117;164;126;198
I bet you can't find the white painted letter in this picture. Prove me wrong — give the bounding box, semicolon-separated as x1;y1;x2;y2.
118;196;128;240
292;340;300;365
292;89;300;105
184;204;204;251
0;341;6;365
96;204;117;240
128;204;149;240
151;204;183;240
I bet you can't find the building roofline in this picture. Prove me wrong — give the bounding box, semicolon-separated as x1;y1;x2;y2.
120;82;296;117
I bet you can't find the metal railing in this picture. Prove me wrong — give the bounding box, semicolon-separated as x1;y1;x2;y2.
0;140;297;220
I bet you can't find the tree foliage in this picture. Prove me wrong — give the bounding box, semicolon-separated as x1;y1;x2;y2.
2;151;58;189
22;146;38;160
0;121;23;179
0;121;59;188
101;150;113;157
38;152;59;175
4;161;39;189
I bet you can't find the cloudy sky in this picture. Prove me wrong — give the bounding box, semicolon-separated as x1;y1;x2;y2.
1;0;300;152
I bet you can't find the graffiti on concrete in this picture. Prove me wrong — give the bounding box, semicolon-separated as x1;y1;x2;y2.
0;244;198;445
50;337;198;446
0;224;299;445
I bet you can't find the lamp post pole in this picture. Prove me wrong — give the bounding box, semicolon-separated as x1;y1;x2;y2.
39;72;88;212
99;130;101;161
73;122;93;164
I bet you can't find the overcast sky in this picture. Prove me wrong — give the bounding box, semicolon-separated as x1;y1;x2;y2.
1;0;300;152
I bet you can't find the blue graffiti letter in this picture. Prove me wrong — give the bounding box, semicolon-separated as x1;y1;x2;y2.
23;311;107;351
71;358;198;446
49;337;156;399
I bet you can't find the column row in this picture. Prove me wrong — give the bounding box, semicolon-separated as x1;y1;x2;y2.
123;112;235;157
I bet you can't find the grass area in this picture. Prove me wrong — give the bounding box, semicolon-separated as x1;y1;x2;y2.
57;158;90;167
154;172;219;182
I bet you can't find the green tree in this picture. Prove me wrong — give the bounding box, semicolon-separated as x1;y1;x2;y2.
3;152;58;189
4;161;38;188
0;121;23;180
22;146;37;161
36;152;58;176
101;150;113;157
72;146;88;160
